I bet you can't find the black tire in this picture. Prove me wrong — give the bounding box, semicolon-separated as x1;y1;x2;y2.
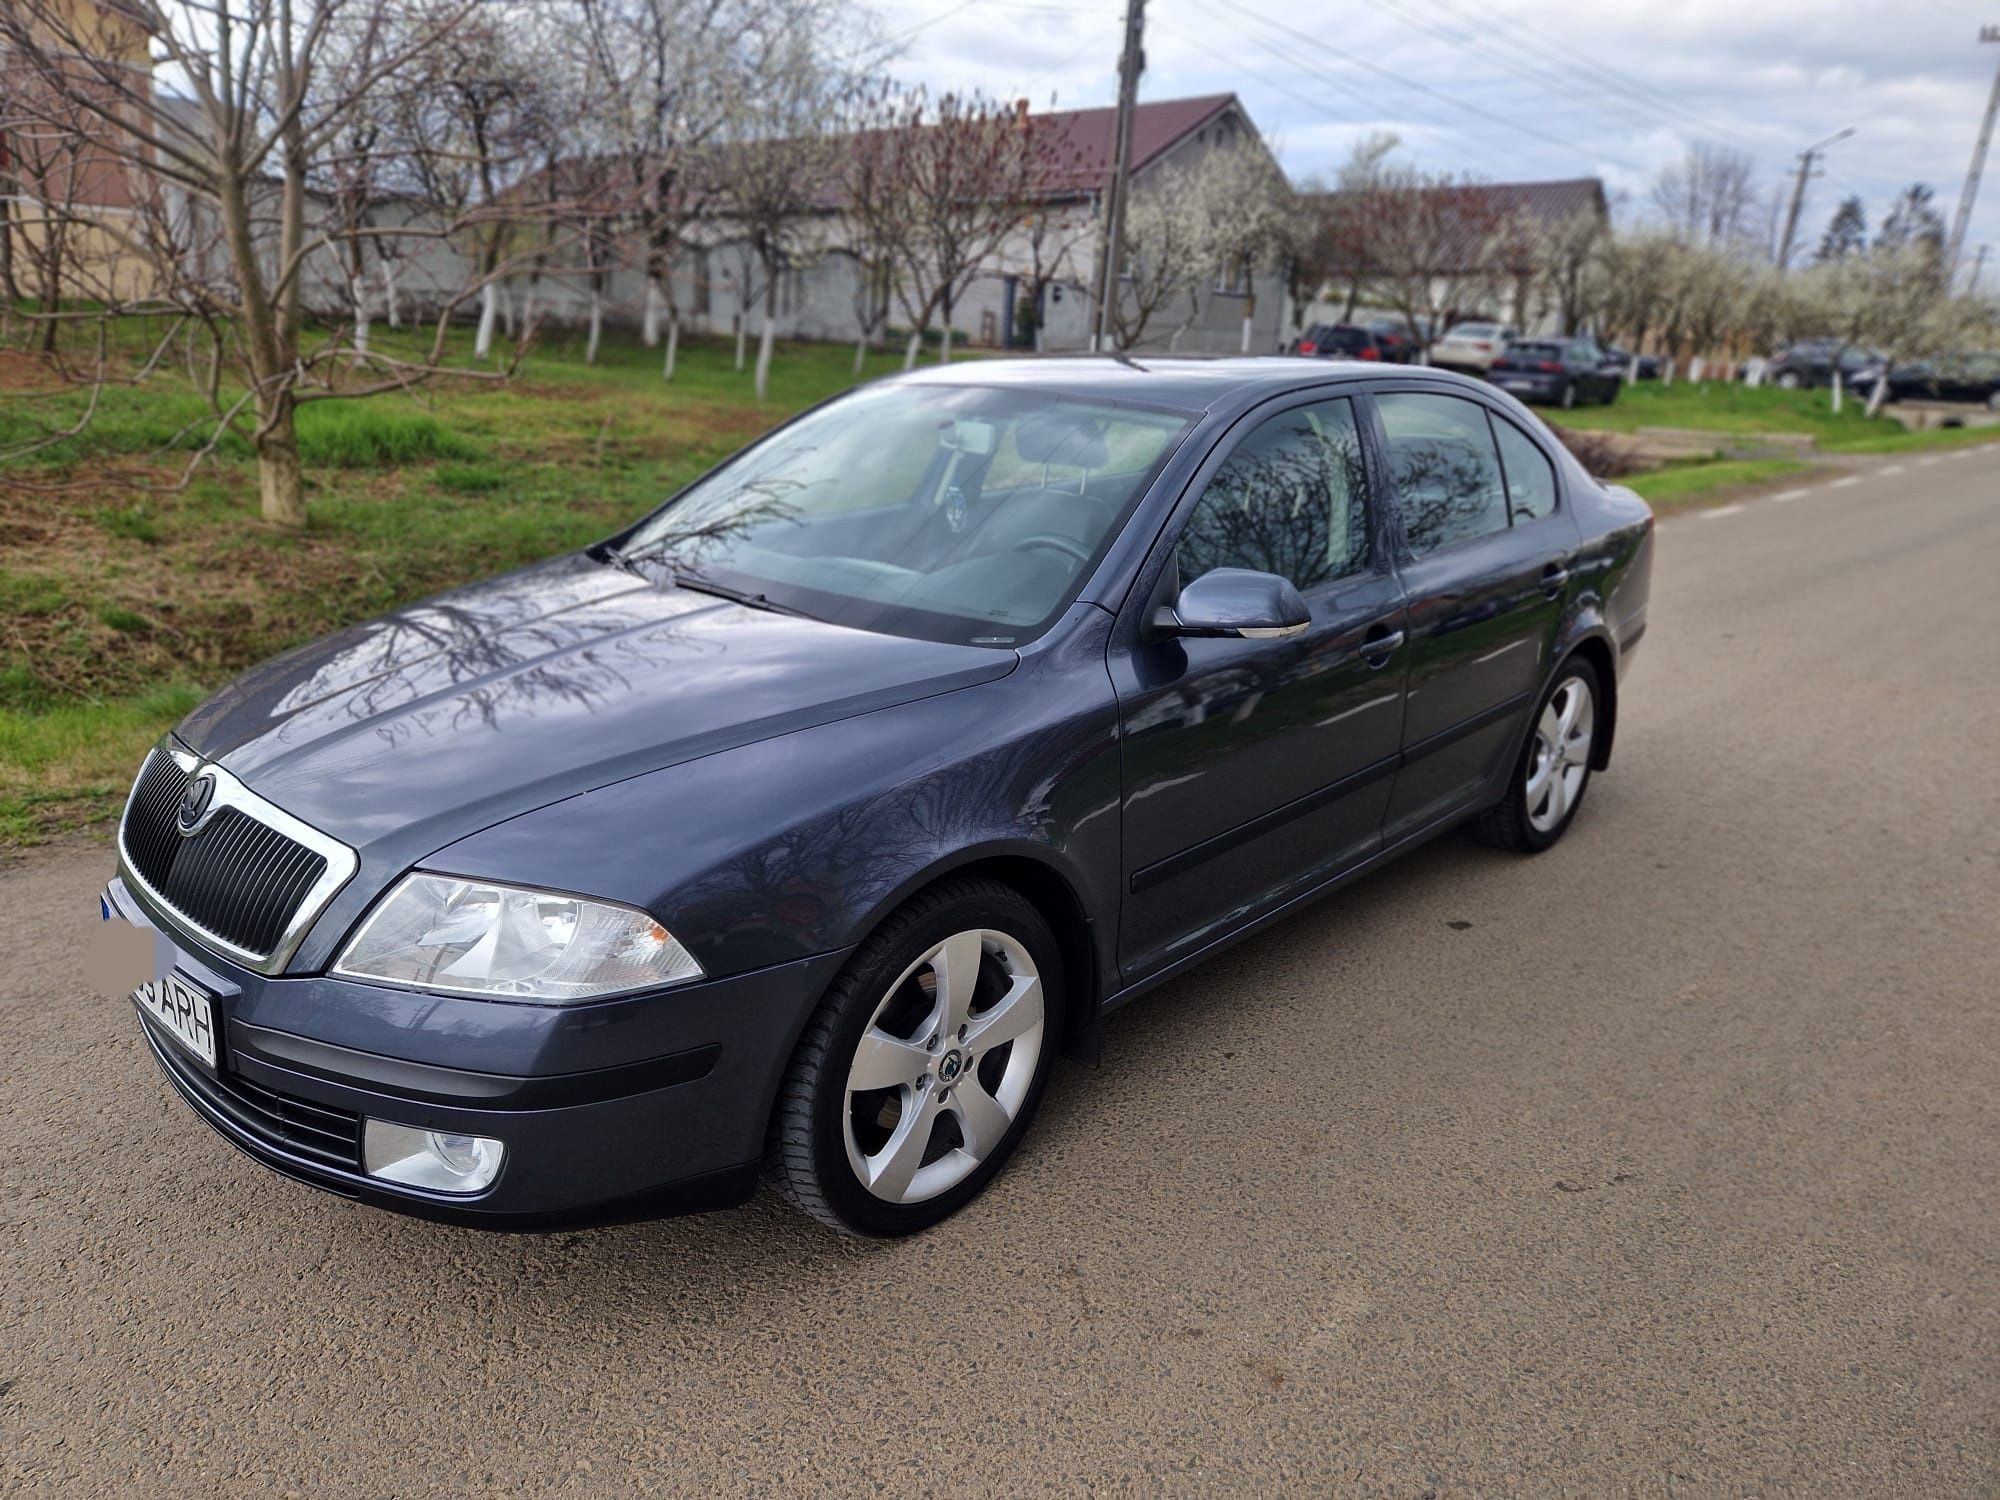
1474;655;1602;854
766;877;1065;1238
1600;381;1620;407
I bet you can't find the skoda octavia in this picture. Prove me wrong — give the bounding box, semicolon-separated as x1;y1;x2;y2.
103;358;1653;1237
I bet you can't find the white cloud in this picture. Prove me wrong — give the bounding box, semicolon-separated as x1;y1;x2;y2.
871;0;2000;284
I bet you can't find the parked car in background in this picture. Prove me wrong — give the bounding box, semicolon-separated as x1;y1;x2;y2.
1430;322;1518;372
1598;345;1663;381
1883;352;2000;409
1292;323;1388;360
1487;339;1623;408
100;358;1654;1239
1361;315;1432;364
1762;339;1886;392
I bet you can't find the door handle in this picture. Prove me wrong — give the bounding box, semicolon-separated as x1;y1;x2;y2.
1358;627;1404;666
1540;562;1570;597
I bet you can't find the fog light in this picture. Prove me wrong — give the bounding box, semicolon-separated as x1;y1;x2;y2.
363;1119;505;1194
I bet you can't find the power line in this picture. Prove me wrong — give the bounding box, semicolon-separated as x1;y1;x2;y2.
1208;0;1652;176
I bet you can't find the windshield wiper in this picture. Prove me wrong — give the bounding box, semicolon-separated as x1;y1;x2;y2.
668;569;813;620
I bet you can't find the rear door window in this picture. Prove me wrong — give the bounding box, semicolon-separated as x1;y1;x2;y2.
1375;393;1511;557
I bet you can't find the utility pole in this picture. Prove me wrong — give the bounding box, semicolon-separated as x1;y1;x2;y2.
1943;28;2000;281
1093;0;1145;351
1775;126;1855;271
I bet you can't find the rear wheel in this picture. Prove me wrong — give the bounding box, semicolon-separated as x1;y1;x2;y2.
1475;657;1601;853
767;878;1063;1237
1776;370;1802;390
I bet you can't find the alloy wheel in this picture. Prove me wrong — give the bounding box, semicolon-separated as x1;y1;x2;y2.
842;929;1045;1205
1525;677;1595;833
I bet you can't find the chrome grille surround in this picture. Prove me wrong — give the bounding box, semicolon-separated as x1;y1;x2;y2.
117;741;359;974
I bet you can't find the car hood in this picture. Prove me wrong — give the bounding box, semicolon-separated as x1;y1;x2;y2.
176;551;1015;857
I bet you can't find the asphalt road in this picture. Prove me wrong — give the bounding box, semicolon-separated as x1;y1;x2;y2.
4;448;1997;1496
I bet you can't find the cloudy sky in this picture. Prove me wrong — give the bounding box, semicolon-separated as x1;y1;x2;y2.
869;0;2000;284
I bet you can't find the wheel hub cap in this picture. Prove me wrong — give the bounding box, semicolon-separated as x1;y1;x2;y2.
937;1049;965;1084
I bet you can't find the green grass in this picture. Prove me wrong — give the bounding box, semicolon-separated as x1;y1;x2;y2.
1560;379;2000;455
0;326;913;845
0;682;208;846
1625;456;1810;506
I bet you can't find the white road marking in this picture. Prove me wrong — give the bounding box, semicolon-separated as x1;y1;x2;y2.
1831;476;1861;489
1772;488;1813;503
1916;456;1940;467
1700;503;1745;519
1880;464;1906;476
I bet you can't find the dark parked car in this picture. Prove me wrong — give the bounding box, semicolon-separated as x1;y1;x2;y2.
1487;339;1623;408
1598;344;1663;381
1361;315;1432;364
1882;352;2000;409
101;359;1654;1238
1761;339;1886;391
1292;322;1387;360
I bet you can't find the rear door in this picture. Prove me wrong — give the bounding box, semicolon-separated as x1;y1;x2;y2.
1371;391;1582;840
1111;393;1408;979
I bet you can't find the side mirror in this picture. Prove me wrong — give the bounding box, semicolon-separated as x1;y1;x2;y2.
1152;567;1311;640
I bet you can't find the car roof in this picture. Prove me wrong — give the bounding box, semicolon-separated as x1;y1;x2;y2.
888;355;1484;415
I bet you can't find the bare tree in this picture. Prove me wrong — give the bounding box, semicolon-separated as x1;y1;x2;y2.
879;90;1037;366
0;0;576;526
713;27;840;400
1342;166;1506;356
1651;142;1759;248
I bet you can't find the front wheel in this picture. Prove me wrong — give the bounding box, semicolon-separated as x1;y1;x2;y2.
767;878;1063;1237
1474;657;1601;853
1776;370;1802;390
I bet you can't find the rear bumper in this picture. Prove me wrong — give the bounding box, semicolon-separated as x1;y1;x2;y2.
106;875;848;1230
1487;373;1565;401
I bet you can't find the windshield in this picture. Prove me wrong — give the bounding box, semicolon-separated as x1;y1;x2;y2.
1450;323;1499;338
624;383;1192;647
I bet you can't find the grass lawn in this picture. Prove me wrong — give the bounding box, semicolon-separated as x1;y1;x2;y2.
1624;456;1810;506
1558;378;2000;455
0;327;911;847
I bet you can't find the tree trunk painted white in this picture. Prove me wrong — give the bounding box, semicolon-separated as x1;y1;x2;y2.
854;335;869;374
1662;356;1676;387
498;282;515;338
754;302;776;401
1831;369;1844;414
643;277;663;348
585;288;604;366
904;328;923;369
1864;372;1889;417
663;316;680;381
1689;356;1706;383
939;317;953;364
381;262;401;328
1628;355;1641;384
1240;314;1254;355
1744;356;1764;387
351;275;370;361
734;315;747;371
474;282;499;361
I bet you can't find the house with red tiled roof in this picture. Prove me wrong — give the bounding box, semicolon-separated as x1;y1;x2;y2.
1297;176;1610;335
494;91;1295;356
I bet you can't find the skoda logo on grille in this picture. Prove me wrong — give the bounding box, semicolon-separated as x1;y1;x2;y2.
176;770;218;836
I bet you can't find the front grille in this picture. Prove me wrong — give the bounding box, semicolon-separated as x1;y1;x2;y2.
122;751;328;959
145;1024;364;1171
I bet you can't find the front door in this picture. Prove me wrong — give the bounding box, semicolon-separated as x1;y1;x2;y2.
1371;391;1582;839
1111;394;1409;980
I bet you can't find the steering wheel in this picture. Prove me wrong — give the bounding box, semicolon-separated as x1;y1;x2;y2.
1019;533;1092;565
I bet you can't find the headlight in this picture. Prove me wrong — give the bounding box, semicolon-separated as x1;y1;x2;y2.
332;874;702;1002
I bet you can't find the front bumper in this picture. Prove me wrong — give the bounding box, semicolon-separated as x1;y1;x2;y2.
105;875;848;1229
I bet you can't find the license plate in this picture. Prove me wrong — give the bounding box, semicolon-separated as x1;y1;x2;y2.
1499;377;1533;389
136;971;219;1069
